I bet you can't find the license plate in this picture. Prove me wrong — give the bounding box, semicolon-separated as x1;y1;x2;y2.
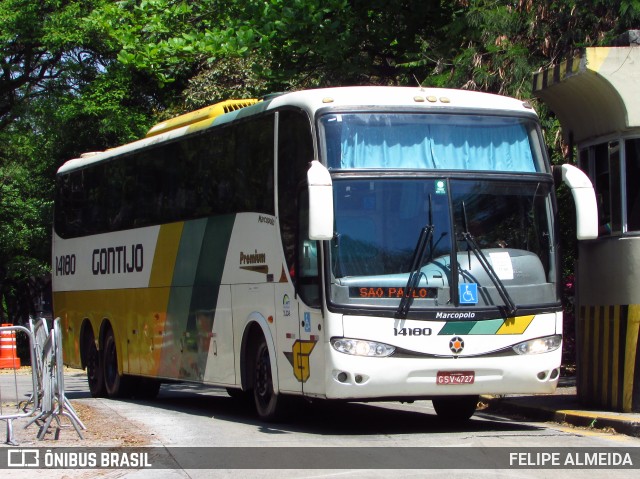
437;371;475;385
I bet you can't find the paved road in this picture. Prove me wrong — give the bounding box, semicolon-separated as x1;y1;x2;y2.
2;369;639;478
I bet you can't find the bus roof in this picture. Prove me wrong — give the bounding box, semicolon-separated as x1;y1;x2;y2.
266;86;534;115
57;86;537;175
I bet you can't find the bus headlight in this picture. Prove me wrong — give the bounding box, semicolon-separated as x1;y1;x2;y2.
512;334;562;355
331;338;396;357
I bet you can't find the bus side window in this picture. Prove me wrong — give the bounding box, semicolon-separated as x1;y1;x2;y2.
297;189;321;308
277;109;314;281
301;240;319;278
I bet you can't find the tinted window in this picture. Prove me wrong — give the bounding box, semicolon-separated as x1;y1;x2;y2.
55;114;275;238
277;109;313;277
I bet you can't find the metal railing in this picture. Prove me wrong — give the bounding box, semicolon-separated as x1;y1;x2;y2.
0;324;38;445
0;318;86;444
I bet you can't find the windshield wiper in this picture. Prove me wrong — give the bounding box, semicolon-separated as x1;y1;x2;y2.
396;224;434;319
459;201;518;317
397;195;435;319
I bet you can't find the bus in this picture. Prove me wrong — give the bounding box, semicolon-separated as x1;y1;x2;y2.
52;86;597;422
533;41;640;412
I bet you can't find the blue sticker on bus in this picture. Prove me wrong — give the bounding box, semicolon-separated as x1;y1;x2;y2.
304;312;311;332
459;283;478;305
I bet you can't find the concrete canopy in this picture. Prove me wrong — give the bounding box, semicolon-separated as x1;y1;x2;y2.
533;46;640;145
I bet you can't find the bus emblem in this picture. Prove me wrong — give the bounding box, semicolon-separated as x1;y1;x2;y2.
283;340;317;382
449;336;465;354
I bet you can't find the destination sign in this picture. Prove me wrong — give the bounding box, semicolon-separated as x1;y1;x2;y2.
349;286;437;299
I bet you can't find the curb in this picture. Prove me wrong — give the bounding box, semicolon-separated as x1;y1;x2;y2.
481;395;640;438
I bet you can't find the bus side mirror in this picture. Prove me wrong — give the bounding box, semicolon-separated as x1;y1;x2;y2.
558;164;598;240
307;161;334;240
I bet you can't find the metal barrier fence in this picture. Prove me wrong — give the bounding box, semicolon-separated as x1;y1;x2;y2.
0;318;86;444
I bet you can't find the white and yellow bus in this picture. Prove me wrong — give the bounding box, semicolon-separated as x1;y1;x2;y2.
52;86;597;422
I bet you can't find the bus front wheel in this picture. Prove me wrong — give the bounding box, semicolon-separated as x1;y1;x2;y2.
252;337;284;421
432;395;479;424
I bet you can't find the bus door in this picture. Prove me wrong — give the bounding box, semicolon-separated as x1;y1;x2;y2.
274;280;302;394
294;189;325;397
295;237;325;397
275;188;325;396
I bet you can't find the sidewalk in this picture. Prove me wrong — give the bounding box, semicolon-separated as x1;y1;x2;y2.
4;368;640;441
482;376;640;438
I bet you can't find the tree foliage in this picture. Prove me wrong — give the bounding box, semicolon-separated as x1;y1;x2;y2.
91;0;456;90
87;0;640;98
0;0;104;129
0;0;175;320
436;0;640;96
0;160;50;320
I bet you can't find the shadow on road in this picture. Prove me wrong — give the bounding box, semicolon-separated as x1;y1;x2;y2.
77;380;547;437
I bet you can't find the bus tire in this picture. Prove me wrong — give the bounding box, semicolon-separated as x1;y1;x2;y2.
252;336;284;421
85;334;106;398
432;395;479;424
103;328;132;398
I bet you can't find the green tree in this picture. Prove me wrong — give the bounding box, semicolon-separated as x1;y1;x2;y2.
91;0;456;92
89;0;640;100
0;163;50;321
430;0;640;97
0;0;173;321
0;0;104;129
3;0;640;324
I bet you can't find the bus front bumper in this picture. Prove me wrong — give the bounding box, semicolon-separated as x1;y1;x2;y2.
323;347;562;400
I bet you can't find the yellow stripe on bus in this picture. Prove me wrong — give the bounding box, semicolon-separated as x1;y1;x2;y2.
149;222;184;288
495;315;534;334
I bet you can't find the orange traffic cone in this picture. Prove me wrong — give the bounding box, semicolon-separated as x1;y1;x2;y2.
0;324;21;369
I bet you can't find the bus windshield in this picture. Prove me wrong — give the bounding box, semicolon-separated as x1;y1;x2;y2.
320;113;544;172
328;177;557;313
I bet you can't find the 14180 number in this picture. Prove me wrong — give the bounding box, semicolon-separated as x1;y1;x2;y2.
394;327;432;336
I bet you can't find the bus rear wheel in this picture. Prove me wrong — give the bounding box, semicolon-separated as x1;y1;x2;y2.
252;337;284;421
85;334;105;398
432;395;479;424
103;328;131;398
